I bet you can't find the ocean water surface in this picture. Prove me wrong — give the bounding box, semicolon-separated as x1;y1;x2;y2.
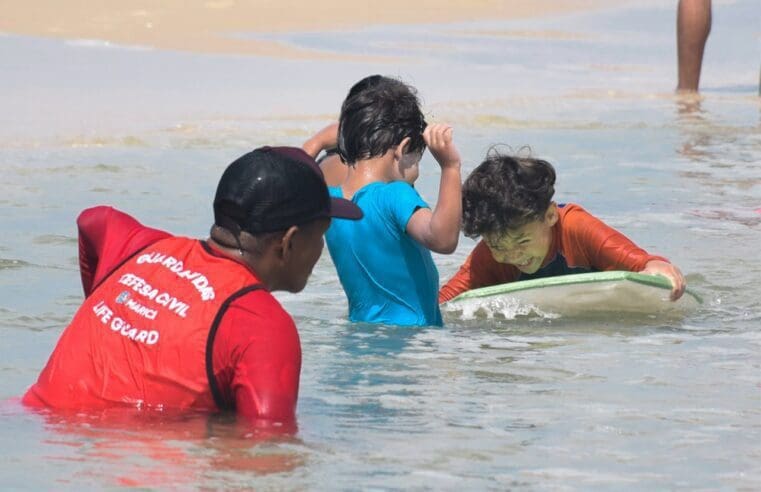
1;1;759;489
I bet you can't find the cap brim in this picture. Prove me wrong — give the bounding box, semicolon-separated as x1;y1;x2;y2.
329;197;363;220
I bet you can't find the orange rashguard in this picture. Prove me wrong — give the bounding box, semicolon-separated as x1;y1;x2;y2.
439;203;668;303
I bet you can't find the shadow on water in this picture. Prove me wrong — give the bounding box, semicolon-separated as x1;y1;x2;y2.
323;323;430;391
313;324;432;422
334;322;425;357
447;312;701;337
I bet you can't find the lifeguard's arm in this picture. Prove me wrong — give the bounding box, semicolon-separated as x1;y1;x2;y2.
77;206;171;296
406;124;462;254
214;297;301;434
565;206;686;300
302;122;339;158
438;241;517;303
677;0;712;92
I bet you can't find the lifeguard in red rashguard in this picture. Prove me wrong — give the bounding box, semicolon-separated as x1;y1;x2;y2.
23;146;361;431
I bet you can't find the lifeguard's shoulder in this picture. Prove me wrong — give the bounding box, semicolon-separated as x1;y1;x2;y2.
226;288;296;330
77;205;141;230
77;205;114;226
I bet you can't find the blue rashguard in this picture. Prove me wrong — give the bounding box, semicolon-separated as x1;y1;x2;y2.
326;182;442;326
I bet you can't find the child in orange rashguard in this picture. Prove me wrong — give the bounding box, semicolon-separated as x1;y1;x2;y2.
439;152;686;303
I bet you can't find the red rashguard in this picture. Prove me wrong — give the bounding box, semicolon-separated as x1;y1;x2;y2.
439;203;669;303
66;206;301;428
77;206;172;295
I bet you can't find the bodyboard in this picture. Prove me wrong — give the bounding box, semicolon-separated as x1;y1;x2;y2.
443;271;702;319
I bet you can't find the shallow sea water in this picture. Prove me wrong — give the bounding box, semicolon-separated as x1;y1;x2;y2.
1;1;759;490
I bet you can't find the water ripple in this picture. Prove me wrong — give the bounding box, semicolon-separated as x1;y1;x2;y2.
0;258;32;270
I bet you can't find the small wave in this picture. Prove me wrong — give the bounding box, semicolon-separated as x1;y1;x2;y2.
32;234;76;246
64;136;148;148
0;258;32;270
471;114;608;131
0;258;75;272
452;28;591;41
687;208;761;228
65;39;115;48
1;312;71;331
9;163;131;174
65;39;153;52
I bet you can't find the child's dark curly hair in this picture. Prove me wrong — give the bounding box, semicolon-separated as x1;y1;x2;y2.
337;75;427;164
462;152;556;238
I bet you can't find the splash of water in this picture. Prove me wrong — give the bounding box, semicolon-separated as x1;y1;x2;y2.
443;296;558;321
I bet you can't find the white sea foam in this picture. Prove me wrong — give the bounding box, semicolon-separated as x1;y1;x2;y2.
443;296;557;321
65;38;153;51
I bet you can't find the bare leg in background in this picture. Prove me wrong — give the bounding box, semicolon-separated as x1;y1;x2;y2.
677;0;712;92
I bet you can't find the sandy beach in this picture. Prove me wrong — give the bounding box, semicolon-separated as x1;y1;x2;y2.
2;0;614;57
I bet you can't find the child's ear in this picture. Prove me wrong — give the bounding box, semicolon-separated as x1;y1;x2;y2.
394;137;412;161
545;202;559;226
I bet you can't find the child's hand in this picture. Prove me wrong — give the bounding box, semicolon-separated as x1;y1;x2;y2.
640;260;686;301
423;124;461;170
303;122;339;158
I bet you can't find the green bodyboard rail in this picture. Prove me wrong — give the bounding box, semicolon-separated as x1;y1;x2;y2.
448;271;702;304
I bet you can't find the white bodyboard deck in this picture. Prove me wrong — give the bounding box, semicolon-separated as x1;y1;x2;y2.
443;271;701;319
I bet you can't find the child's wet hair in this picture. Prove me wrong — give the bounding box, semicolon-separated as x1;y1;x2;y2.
462;150;556;237
337;75;427;164
345;74;384;99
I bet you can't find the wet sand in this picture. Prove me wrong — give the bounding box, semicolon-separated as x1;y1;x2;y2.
2;0;614;57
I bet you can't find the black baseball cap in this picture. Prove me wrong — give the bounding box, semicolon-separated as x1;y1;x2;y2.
214;146;362;234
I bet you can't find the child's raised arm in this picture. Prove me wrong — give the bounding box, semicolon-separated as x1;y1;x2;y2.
406;124;462;254
302;122;347;187
302;122;339;158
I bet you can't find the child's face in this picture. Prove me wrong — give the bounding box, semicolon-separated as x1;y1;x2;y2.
483;204;558;274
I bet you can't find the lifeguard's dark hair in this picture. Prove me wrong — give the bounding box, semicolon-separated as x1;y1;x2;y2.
462;151;556;238
337;75;427;164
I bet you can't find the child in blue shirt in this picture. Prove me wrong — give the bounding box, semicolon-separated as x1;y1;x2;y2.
305;75;461;326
